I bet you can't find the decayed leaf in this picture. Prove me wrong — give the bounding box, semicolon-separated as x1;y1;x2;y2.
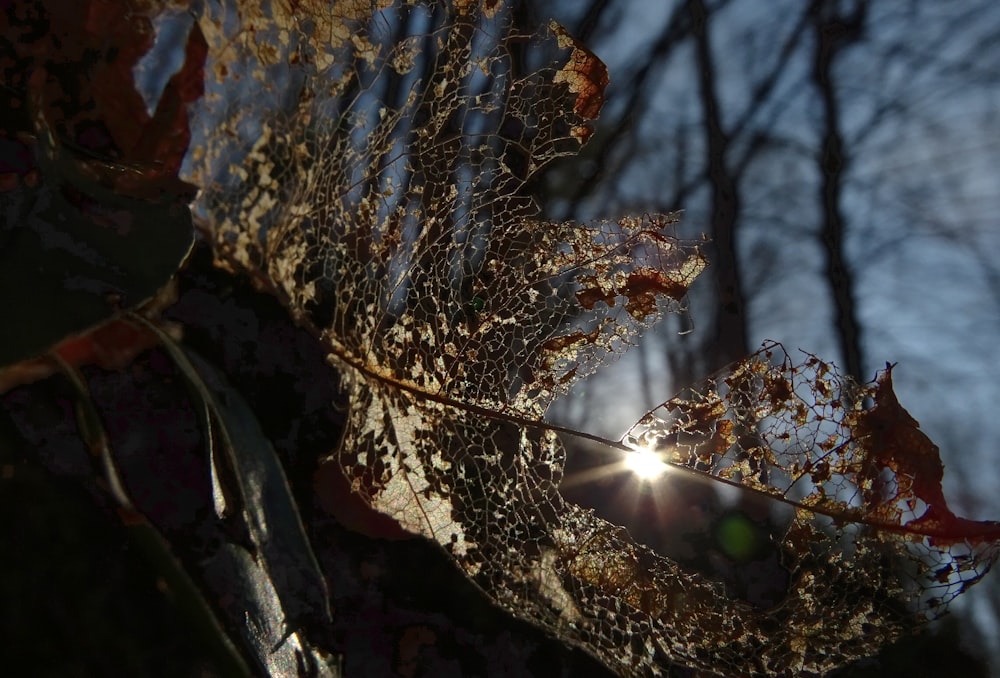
182;1;999;676
620;342;1000;674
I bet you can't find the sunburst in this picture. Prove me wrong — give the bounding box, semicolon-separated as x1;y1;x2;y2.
622;447;669;481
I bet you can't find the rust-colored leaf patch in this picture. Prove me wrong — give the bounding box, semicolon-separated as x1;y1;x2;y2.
550;21;609;142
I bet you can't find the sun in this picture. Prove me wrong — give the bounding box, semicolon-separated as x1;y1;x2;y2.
623;447;669;481
558;433;676;493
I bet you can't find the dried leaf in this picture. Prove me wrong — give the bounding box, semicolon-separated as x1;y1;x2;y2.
622;342;1000;672
180;2;999;676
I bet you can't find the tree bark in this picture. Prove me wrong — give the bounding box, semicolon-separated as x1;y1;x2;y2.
687;0;749;376
810;0;868;382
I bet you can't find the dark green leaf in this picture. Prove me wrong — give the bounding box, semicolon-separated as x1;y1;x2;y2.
0;178;192;366
138;317;331;632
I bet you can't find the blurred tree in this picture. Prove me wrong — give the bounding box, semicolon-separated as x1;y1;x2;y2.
808;0;868;382
538;0;1000;671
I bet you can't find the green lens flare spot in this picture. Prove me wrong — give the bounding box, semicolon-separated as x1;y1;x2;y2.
471;295;485;312
715;513;758;561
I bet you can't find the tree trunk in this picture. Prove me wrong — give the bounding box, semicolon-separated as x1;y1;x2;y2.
810;0;868;382
687;0;749;377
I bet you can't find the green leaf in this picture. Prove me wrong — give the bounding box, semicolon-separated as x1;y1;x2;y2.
135;316;331;631
50;356;252;678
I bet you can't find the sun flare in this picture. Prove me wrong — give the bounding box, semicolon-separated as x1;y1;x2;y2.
623;447;669;481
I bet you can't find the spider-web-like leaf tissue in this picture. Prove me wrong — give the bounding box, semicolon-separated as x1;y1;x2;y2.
183;1;1000;676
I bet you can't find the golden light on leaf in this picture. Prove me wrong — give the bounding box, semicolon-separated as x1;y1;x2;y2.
186;0;1000;673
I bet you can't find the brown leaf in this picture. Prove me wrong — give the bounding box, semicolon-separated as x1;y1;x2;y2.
181;2;1000;676
15;0;205;201
550;21;610;142
856;367;1000;543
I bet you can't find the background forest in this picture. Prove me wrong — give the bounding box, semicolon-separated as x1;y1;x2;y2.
2;0;1000;676
537;0;1000;671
